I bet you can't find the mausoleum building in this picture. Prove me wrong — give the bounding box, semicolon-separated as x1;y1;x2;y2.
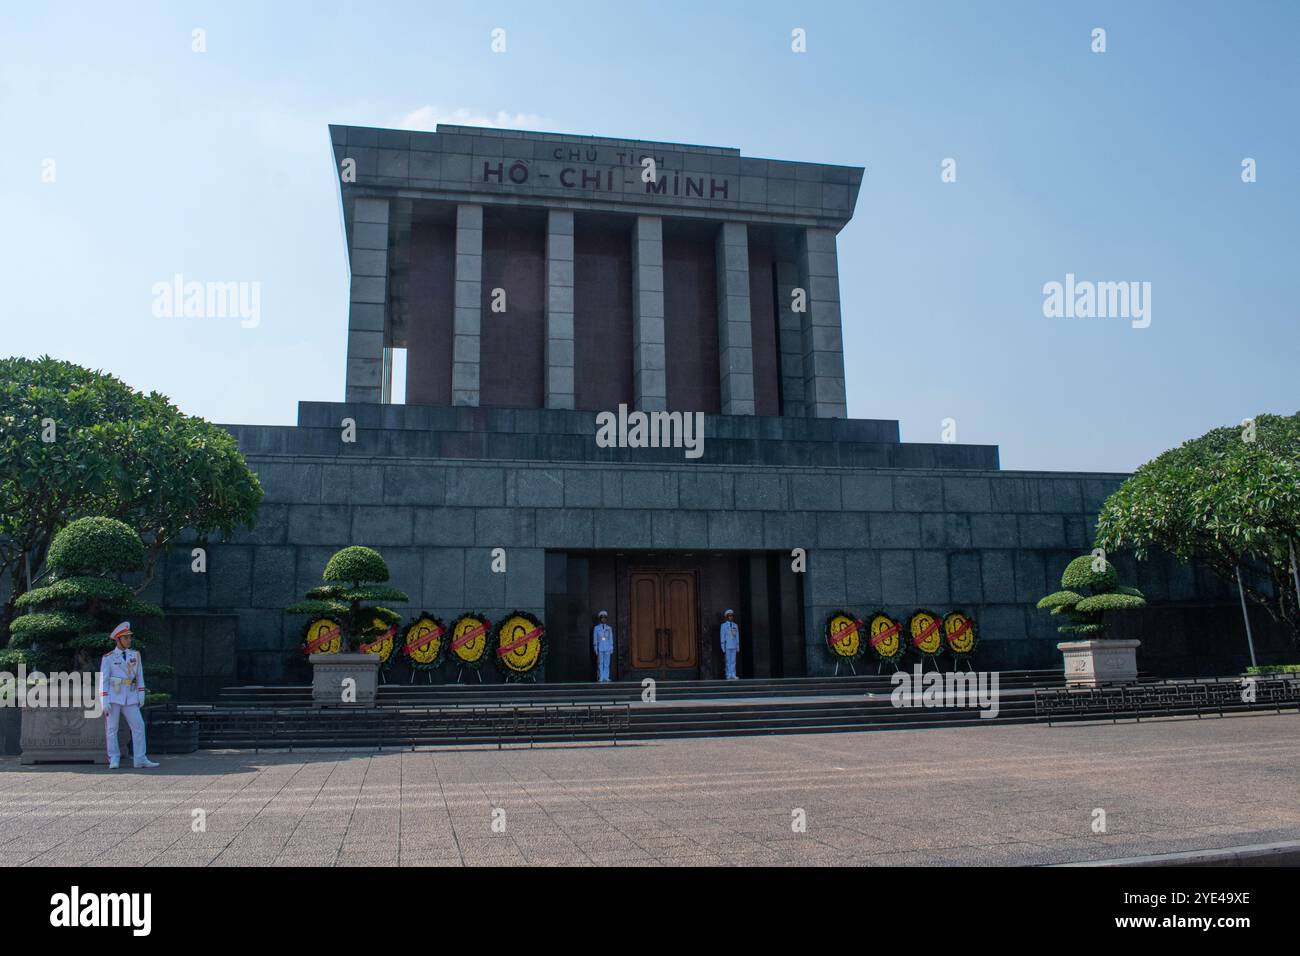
146;125;1254;694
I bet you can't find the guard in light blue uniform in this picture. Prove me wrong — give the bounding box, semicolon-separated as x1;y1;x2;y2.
720;609;740;680
100;622;159;769
593;611;614;682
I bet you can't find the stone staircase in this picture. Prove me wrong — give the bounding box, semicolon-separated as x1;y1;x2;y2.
187;671;1062;748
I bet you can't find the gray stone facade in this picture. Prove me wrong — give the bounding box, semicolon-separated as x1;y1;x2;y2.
136;402;1259;691
797;228;848;418
332;124;860;416
632;216;667;411
715;222;755;415
451;203;483;406
129;123;1275;696
544;210;575;409
343;197;389;403
330;124;860;225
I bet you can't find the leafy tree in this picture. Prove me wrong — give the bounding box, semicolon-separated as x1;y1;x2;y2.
287;546;408;653
1093;412;1300;645
4;516;165;673
0;355;263;639
1037;554;1147;637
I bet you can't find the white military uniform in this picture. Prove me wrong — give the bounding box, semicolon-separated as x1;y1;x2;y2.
593;618;614;682
720;615;740;680
100;646;149;767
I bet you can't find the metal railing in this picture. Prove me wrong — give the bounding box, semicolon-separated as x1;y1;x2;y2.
1034;676;1300;725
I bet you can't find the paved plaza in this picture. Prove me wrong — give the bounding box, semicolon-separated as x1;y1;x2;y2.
2;714;1299;866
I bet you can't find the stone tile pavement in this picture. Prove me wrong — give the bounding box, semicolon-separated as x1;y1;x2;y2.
2;714;1299;866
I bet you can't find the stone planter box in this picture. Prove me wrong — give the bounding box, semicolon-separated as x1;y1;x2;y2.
1058;639;1141;687
1;707;21;756
310;652;381;707
20;699;134;765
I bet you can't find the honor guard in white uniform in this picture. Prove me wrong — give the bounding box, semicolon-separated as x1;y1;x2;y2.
720;609;740;680
100;622;158;769
593;611;614;682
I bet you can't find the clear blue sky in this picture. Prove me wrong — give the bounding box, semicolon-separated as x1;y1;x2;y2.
2;1;1295;472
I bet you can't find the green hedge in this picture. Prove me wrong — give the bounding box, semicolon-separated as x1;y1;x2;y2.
44;516;144;575
323;545;390;585
1060;555;1117;592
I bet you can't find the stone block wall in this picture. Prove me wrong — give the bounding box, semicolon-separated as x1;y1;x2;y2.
127;408;1280;689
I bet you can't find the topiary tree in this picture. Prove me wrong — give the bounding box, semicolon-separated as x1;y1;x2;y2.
4;516;165;673
287;546;408;654
1037;554;1147;639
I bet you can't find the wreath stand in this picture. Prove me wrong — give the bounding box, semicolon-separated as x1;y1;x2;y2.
877;658;902;675
833;657;858;677
455;666;484;684
916;654;942;674
951;654;975;673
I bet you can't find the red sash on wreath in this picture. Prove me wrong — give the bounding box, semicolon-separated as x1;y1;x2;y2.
912;618;940;647
869;621;901;648
497;626;545;658
359;625;397;654
303;625;340;655
829;619;864;648
451;619;492;652
403;624;444;656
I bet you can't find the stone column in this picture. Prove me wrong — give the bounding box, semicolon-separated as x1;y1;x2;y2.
631;215;667;411
545;210;575;409
452;204;483;406
797;228;848;418
344;197;390;403
774;255;806;417
715;221;755;415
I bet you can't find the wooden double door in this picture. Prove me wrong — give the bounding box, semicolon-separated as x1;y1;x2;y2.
629;570;698;673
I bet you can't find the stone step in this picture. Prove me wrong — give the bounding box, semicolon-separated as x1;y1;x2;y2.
189;689;1043;748
214;669;1067;707
293;401;905;444
223;422;1000;470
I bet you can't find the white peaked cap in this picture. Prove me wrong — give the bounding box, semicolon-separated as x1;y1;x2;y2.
724;609;734;615
598;610;608;617
110;622;132;641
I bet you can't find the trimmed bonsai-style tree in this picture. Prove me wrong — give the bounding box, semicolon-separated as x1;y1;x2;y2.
289;546;409;707
287;546;408;654
1037;554;1147;638
4;516;164;673
1039;554;1148;685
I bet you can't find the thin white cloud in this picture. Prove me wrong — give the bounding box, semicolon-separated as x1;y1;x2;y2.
396;105;551;132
